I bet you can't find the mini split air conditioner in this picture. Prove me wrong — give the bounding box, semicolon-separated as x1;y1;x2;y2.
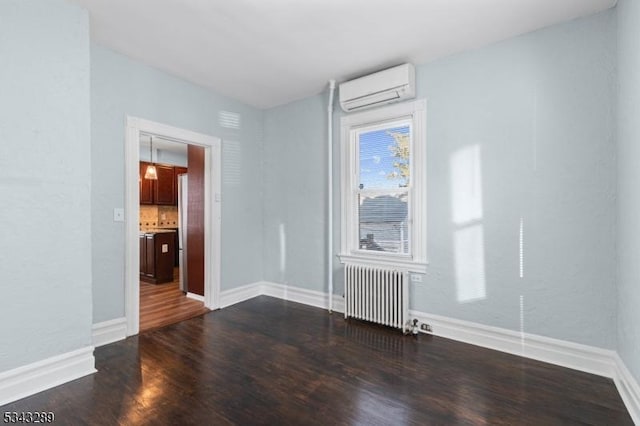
339;63;415;112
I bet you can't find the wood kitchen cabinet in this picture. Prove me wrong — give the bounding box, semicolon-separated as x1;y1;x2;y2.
154;164;176;205
139;162;154;205
140;231;175;284
139;162;185;205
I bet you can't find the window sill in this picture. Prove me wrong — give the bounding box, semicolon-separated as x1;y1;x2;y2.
338;253;427;274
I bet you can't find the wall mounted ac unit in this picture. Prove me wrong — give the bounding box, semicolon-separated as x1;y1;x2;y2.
339;63;415;112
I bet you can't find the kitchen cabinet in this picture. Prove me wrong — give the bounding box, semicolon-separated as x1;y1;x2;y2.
139;162;154;205
140;231;175;284
154;164;176;205
139;162;185;205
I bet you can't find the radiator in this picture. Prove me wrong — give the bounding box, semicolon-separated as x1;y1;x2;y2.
344;264;409;330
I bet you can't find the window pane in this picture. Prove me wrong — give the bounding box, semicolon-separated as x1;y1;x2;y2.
359;125;410;190
358;193;409;254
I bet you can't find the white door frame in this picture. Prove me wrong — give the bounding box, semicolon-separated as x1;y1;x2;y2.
124;116;222;336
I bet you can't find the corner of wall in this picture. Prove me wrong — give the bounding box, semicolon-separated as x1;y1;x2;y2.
259;107;268;283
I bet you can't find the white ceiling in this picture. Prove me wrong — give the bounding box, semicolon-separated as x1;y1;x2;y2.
70;0;616;109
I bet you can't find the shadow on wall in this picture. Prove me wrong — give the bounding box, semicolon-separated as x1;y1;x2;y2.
450;144;486;303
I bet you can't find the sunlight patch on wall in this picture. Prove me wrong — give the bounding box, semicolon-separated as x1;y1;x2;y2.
454;224;486;302
519;217;524;278
450;144;486;303
451;145;483;224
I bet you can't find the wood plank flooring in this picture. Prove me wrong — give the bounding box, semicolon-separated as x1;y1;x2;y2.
139;268;209;333
2;296;633;425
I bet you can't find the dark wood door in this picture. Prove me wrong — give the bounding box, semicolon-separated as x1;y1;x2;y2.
187;145;205;296
139;162;154;204
154;164;176;205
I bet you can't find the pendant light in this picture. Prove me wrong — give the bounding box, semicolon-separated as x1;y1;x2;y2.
144;136;158;180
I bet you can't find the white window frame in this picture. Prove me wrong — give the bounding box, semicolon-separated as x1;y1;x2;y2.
339;99;427;273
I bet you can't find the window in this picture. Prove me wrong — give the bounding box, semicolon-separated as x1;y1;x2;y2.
339;100;427;273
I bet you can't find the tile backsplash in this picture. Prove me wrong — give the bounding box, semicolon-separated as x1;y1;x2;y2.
140;205;179;230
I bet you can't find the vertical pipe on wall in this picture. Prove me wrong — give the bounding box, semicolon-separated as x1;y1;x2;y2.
327;80;336;313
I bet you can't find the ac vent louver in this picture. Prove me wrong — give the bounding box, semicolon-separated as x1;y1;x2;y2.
339;64;415;112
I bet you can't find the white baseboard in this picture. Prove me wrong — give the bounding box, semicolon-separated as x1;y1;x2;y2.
262;282;344;312
410;310;617;378
614;354;640;424
186;292;205;302
219;282;262;308
219;281;344;312
92;318;127;348
0;347;96;407
219;281;638;423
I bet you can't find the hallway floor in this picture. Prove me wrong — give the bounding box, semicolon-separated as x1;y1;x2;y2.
139;268;209;332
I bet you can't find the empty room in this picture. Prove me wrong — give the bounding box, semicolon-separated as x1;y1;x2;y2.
1;0;639;424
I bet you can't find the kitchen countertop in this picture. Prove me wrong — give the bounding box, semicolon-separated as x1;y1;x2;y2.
139;229;177;235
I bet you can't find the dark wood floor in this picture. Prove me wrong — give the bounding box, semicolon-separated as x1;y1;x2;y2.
2;296;632;425
139;267;209;333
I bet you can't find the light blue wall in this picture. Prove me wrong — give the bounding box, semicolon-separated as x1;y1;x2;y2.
0;0;92;371
412;10;617;348
264;11;617;349
263;95;328;288
616;0;640;384
91;44;264;323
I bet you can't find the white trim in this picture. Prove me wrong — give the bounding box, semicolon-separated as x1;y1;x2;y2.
217;282;638;422
218;281;344;312
337;253;427;273
0;347;95;406
410;310;617;378
262;282;344;312
614;354;640;424
186;292;205;302
341;100;426;127
125;116;222;336
339;99;427;270
92;318;127;347
219;282;263;308
219;282;619;379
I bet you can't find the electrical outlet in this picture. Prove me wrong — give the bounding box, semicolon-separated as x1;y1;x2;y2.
420;323;432;332
410;274;423;283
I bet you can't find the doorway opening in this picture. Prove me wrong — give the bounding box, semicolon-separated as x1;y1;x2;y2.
138;134;208;332
124;117;222;336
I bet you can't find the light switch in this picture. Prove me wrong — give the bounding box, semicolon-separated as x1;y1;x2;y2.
162;244;169;253
113;208;125;222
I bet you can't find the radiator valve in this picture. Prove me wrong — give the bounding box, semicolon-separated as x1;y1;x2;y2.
411;319;419;336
